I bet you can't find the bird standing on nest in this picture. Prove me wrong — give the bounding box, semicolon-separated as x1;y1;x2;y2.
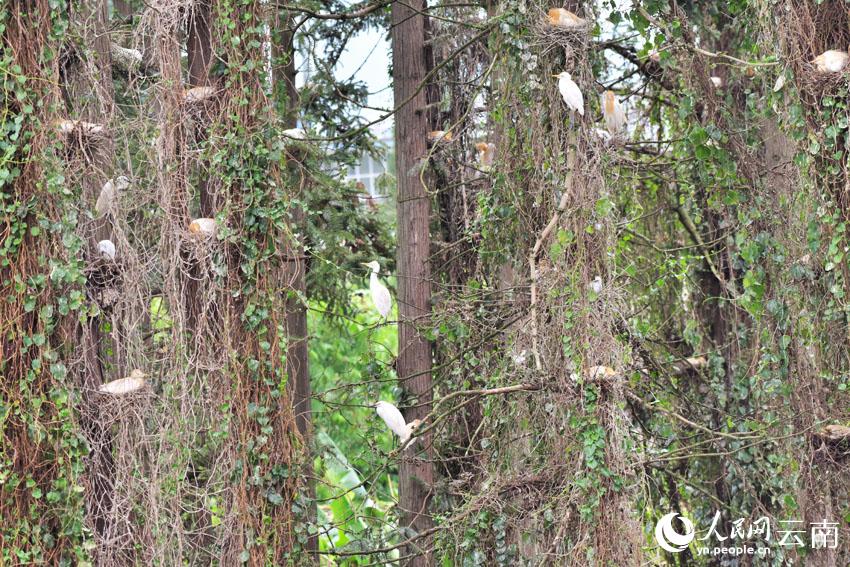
100;369;147;395
554;72;584;115
812;47;850;73
601;91;626;136
189;217;218;238
546;8;587;29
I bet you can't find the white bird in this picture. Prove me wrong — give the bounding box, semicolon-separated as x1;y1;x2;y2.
555;72;584;115
282;128;307;140
95;176;129;217
812;48;850;73
592;128;612;143
601;90;626;135
110;43;143;71
587;365;618;380
99;369;147;395
546;8;588;29
98;239;116;261
475;142;496;168
188;217;217;238
589;275;603;294
362;261;392;318
427;130;453;142
375;401;421;443
710;76;723;88
55;119;104;136
184;86;216;103
773;74;786;92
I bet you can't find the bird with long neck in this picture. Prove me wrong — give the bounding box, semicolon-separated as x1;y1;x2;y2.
362;261;392;318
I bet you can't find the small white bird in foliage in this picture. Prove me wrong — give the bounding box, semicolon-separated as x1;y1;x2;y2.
546;8;588;29
812;48;850;73
475;142;496;168
554;72;584;115
98;239;116;261
188;217;218;238
96;176;129;217
773;74;786;92
282;128;307;140
184;86;216;103
710;76;723;88
99;369;147;395
601;90;626;135
589;275;603;294
363;261;392;318
375;401;421;443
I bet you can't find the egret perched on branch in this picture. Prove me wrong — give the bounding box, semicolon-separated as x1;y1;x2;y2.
362;261;392;318
96;176;129;217
812;48;850;73
475;142;496;168
554;72;584;115
601;90;626;135
589;275;603;294
189;217;218;238
546;8;587;29
710;76;723;88
98;239;116;261
375;401;421;443
99;369;147;395
282;128;307;140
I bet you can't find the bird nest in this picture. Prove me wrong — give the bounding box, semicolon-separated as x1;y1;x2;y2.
85;257;124;309
776;0;850;118
531;9;591;57
813;424;850;462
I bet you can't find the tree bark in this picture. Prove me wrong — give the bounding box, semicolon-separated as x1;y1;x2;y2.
391;1;434;563
187;0;215;217
272;12;317;556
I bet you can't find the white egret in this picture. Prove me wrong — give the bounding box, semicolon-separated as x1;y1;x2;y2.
601;90;626;135
184;86;216;103
95;176;129;217
554;72;584;115
812;48;850;73
546;8;587;29
362;261;392;318
56;119;104;135
375;401;421;443
710;76;723;88
110;44;143;71
589;275;603;294
427;130;453;143
282;128;307;140
99;369;147;395
188;217;218;238
98;239;116;261
475;142;496;168
587;365;618;380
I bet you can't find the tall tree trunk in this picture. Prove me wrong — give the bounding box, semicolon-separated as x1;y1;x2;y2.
272;12;316;556
187;0;214;217
391;1;434;563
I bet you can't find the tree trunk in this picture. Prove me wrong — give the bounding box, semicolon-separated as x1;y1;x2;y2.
391;1;434;563
272;12;317;556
